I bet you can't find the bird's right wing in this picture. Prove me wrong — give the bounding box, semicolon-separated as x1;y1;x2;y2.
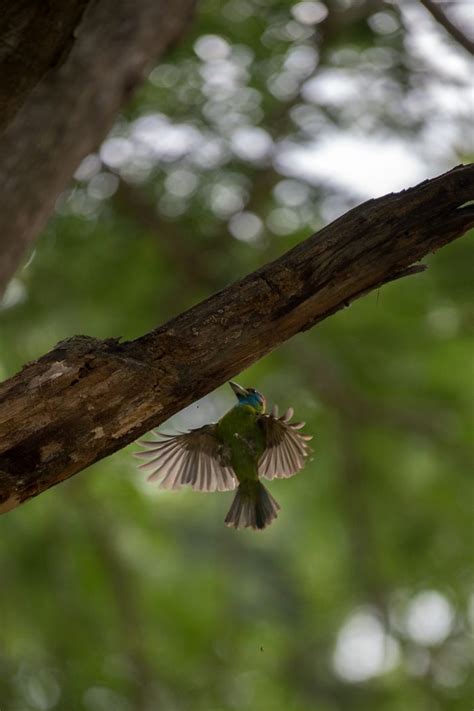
258;405;312;480
134;424;237;492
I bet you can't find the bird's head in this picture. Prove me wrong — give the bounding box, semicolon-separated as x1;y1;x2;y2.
229;381;266;413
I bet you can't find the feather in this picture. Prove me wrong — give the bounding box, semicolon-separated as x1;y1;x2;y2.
290;421;305;430
258;405;312;480
136;424;237;492
225;482;280;530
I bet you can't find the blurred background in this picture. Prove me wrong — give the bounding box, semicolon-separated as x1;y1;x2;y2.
0;0;473;709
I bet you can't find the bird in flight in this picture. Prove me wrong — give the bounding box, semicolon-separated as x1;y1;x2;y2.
135;381;312;530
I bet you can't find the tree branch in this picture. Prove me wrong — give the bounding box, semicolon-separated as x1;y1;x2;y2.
0;0;196;297
0;165;473;512
418;0;474;55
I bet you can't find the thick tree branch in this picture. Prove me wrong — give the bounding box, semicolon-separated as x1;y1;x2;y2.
0;165;473;512
418;0;474;55
0;0;196;297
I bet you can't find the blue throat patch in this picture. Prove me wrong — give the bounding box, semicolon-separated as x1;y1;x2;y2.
238;393;262;409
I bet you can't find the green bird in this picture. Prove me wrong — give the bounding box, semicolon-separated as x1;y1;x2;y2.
135;382;312;530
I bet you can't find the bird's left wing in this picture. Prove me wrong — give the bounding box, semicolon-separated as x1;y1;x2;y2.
258;406;312;480
135;425;237;492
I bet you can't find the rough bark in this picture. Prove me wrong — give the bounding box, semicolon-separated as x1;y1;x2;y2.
0;0;196;297
0;165;473;512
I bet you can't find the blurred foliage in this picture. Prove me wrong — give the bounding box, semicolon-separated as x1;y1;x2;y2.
0;1;473;710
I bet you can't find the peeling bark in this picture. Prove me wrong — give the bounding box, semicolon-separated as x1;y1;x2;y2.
0;165;473;511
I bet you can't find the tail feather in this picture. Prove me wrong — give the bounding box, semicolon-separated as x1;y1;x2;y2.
225;481;280;530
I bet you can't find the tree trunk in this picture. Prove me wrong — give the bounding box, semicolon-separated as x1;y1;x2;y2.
0;0;89;132
0;0;196;297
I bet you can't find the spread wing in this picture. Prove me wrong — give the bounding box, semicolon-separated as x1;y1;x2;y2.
258;405;312;480
134;424;237;492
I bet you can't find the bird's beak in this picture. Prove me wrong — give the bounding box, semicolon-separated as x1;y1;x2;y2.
229;381;248;397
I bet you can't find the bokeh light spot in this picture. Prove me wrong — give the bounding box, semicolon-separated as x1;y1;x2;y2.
406;591;455;646
333;610;400;682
